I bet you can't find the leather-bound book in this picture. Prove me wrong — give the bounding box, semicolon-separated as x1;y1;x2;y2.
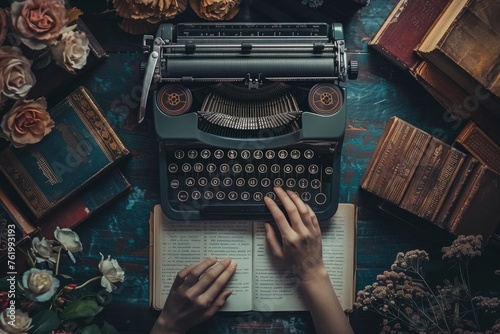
417;0;500;100
361;117;500;241
369;0;450;70
454;121;500;175
446;165;500;240
0;87;130;219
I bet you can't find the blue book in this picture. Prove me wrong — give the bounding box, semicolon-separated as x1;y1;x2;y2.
0;87;130;219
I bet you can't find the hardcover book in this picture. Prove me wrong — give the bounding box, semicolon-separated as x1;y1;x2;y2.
369;0;450;70
416;0;500;100
149;203;357;312
37;168;132;238
0;87;130;219
361;117;500;241
454;121;500;175
0;184;39;265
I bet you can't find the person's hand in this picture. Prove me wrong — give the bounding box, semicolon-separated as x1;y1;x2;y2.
150;257;237;334
263;187;326;282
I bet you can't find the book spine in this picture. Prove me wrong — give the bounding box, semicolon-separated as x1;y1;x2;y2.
419;147;466;221
454;121;500;175
383;130;431;204
399;137;447;216
434;156;477;228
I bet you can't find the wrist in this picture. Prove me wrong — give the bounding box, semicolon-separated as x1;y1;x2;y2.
298;265;329;284
151;312;185;334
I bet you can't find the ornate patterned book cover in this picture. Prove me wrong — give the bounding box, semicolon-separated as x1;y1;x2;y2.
0;87;130;219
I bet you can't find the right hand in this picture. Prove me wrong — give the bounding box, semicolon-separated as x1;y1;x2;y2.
151;257;237;334
263;187;326;282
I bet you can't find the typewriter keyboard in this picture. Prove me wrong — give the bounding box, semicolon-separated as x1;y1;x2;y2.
161;144;338;219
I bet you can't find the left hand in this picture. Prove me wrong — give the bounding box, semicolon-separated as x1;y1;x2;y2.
150;257;237;334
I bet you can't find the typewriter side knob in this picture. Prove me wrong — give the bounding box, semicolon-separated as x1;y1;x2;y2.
348;60;359;80
156;84;192;116
308;84;344;115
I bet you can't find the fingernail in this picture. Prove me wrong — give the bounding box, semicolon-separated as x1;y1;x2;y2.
230;260;237;269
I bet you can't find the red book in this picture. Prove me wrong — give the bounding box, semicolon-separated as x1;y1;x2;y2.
369;0;450;71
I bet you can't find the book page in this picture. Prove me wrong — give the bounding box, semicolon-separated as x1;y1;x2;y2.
153;206;253;311
251;204;356;312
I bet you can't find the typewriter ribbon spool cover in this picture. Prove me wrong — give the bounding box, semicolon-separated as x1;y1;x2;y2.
140;22;359;221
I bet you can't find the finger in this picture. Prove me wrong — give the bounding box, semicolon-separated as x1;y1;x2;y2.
204;290;232;318
306;204;321;234
192;258;232;294
274;187;308;234
184;257;218;286
264;223;284;260
171;263;197;290
201;260;237;303
264;194;294;237
285;190;314;231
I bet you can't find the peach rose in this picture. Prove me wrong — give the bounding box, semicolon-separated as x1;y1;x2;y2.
9;0;68;50
0;97;54;148
0;8;7;45
51;29;89;74
112;0;188;24
190;0;240;20
0;46;36;102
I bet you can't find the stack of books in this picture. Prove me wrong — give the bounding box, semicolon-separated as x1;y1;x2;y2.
368;0;500;244
369;0;500;149
0;87;132;244
360;117;500;243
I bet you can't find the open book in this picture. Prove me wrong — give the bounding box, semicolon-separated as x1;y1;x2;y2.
149;203;357;312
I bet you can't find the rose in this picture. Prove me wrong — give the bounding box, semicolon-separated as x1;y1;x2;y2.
22;268;60;302
0;8;7;46
51;29;89;74
99;253;125;292
112;0;188;24
31;237;58;264
0;97;54;148
190;0;240;20
54;227;83;262
0;46;36;102
0;309;33;334
9;0;69;50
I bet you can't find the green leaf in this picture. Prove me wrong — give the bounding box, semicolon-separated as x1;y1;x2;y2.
60;300;104;320
100;322;119;334
29;309;60;334
80;324;101;334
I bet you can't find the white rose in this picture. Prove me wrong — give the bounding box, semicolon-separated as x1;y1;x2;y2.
31;237;58;264
54;227;83;262
99;253;125;292
0;309;32;334
0;46;36;102
50;30;90;74
22;268;60;302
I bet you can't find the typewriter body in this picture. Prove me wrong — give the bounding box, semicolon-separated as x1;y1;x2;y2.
140;22;358;221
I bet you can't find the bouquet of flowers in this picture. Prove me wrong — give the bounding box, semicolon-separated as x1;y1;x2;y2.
355;235;500;333
0;227;124;334
0;0;91;148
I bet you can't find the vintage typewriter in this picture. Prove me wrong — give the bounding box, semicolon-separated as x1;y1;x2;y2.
140;22;358;221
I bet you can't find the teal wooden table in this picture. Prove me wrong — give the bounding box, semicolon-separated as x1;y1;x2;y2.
42;0;500;333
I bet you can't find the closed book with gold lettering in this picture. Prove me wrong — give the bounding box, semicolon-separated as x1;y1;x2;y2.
0;86;130;219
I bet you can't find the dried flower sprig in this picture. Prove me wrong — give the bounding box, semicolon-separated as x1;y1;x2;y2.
355;235;500;334
0;228;124;334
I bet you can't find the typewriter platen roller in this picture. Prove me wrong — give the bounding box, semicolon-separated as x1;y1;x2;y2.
140;22;358;221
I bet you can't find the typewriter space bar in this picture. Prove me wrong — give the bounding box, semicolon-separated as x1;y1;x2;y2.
201;204;270;215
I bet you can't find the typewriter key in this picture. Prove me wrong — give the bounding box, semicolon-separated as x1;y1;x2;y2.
157;84;192;116
308;84;343;115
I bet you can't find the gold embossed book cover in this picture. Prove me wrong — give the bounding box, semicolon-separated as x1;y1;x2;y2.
0;87;130;219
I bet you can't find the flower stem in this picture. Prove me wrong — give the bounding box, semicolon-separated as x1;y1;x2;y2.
55;247;62;275
75;276;101;290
